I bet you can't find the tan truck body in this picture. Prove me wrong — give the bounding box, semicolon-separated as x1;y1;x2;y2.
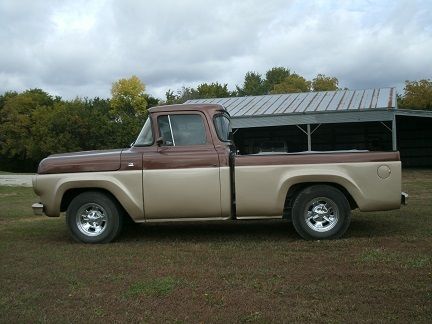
34;160;401;221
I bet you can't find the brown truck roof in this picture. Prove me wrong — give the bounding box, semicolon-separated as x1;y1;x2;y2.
148;103;226;114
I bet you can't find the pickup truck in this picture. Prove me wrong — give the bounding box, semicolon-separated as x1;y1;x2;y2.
32;104;406;243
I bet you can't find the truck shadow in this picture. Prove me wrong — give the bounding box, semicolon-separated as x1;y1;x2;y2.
119;217;403;243
120;220;299;243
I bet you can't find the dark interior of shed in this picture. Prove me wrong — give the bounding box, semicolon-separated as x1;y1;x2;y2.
233;116;431;167
233;121;392;154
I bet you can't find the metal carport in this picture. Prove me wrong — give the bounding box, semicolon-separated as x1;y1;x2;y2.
186;88;398;151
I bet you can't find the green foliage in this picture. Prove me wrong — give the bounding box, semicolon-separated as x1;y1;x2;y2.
0;89;54;161
236;71;266;96
398;79;432;110
29;98;115;162
165;87;199;104
264;67;291;93
271;73;311;94
196;82;232;99
312;74;339;91
0;91;18;111
166;67;340;99
165;82;232;104
0;77;154;172
143;94;159;108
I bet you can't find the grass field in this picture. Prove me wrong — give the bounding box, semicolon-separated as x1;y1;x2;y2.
0;170;431;323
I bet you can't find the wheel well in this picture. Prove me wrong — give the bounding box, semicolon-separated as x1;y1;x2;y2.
283;182;358;219
60;188;132;221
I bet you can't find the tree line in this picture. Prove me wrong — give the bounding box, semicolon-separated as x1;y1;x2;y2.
0;76;158;171
165;67;340;104
0;68;431;172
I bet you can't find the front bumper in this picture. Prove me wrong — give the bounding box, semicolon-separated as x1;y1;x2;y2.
32;203;44;215
401;192;408;205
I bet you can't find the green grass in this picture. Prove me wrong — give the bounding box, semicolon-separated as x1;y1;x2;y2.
125;277;179;298
360;248;431;269
0;169;431;323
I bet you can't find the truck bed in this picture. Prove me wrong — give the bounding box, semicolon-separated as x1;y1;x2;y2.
234;151;401;217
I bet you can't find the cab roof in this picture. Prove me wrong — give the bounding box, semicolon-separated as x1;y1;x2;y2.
148;103;227;114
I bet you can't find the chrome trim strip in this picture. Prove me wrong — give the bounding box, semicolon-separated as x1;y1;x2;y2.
144;217;230;223
167;115;176;146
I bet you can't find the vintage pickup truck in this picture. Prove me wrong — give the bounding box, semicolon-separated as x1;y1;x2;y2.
32;104;406;243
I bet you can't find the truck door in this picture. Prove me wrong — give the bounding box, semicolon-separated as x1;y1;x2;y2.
142;111;222;219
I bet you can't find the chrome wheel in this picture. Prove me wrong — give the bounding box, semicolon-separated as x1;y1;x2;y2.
76;203;108;237
304;197;339;232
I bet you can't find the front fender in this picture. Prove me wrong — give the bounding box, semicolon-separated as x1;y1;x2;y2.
34;171;144;221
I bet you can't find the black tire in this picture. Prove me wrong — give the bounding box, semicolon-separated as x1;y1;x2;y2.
291;185;351;240
66;191;123;243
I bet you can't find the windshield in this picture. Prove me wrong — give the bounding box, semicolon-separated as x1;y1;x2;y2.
135;118;154;146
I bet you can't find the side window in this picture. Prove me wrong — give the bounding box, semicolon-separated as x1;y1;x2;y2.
214;114;231;142
158;115;174;146
157;114;207;146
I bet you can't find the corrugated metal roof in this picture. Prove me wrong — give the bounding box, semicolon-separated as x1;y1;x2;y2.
185;88;396;117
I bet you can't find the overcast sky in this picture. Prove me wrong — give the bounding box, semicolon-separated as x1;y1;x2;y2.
1;0;431;100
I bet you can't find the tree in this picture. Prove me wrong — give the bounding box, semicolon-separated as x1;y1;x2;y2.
110;76;150;145
265;67;291;93
196;82;231;98
398;79;432;110
312;74;339;91
0;91;18;112
165;87;199;104
0;89;54;161
144;94;159;108
236;71;266;96
271;74;311;94
29;98;116;162
110;75;148;118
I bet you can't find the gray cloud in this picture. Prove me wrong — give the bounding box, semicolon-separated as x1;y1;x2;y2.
0;0;431;99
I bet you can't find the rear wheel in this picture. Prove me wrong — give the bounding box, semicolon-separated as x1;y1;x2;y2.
291;185;351;240
66;191;123;243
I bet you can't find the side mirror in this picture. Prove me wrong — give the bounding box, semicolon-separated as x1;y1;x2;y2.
156;137;164;147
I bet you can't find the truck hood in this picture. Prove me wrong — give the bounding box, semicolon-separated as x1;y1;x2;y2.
37;149;123;174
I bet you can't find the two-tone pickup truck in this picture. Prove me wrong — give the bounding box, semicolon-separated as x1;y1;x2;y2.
32;104;406;243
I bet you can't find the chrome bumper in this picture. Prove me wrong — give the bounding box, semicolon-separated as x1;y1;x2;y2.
32;203;44;215
401;192;408;205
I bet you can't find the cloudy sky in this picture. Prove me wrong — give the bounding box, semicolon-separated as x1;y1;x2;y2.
1;0;431;99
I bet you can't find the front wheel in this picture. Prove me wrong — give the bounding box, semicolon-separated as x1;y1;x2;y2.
291;185;351;240
66;191;123;243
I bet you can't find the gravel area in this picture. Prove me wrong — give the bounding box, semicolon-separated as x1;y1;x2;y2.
0;175;34;187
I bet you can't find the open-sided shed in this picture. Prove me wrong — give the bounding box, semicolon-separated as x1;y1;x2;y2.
186;88;432;167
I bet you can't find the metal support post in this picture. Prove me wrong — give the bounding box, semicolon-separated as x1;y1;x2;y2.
307;124;311;151
392;115;397;151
